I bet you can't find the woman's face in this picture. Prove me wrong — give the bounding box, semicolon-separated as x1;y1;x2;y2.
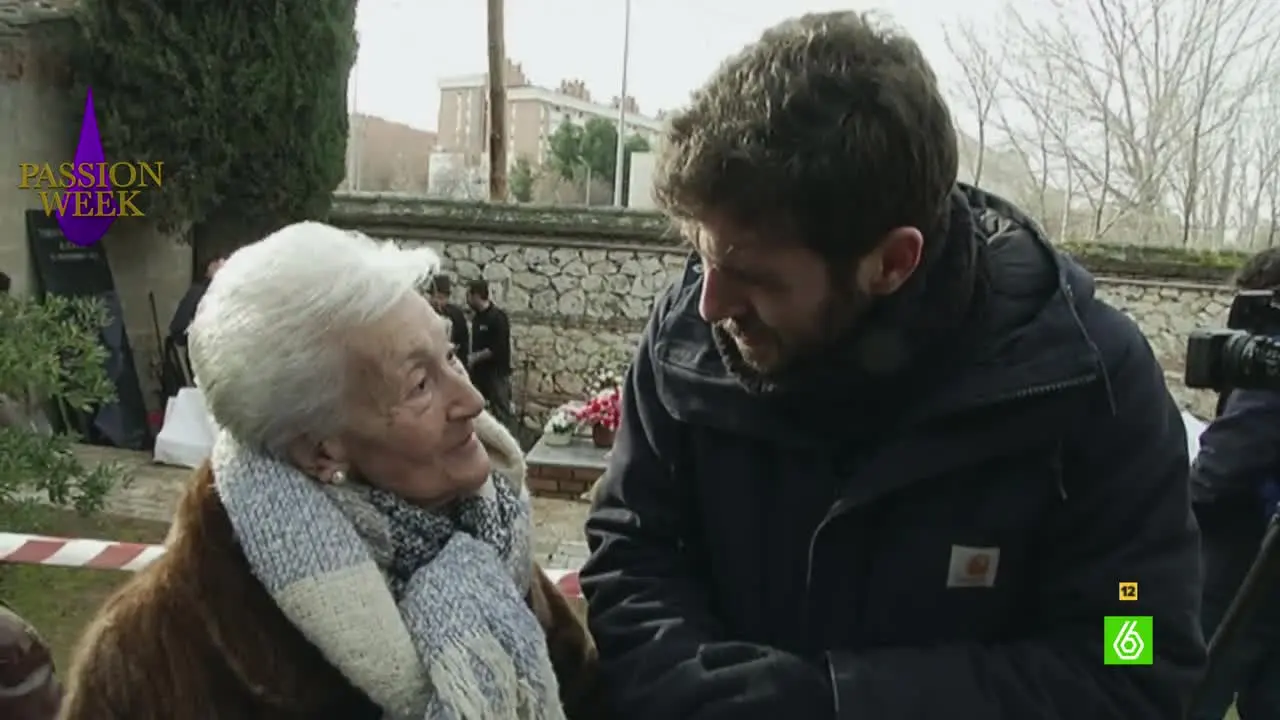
333;293;490;505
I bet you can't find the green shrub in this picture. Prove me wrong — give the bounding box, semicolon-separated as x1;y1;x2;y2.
0;294;127;513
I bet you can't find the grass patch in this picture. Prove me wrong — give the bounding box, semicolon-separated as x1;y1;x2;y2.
0;504;169;672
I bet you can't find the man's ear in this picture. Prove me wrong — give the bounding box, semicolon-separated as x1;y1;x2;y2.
286;435;348;483
857;227;924;296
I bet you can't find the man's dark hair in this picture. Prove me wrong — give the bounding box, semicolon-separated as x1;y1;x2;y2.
431;274;453;295
1234;247;1280;290
0;271;10;294
653;12;957;266
467;279;490;300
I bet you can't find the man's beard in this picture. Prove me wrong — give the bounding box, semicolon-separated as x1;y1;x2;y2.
716;285;872;377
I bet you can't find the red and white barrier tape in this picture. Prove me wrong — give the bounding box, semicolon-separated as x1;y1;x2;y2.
0;531;583;598
0;532;166;572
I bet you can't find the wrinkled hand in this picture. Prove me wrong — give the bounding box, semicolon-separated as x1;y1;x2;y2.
652;643;834;720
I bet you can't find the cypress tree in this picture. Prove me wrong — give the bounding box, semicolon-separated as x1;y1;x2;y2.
69;0;358;265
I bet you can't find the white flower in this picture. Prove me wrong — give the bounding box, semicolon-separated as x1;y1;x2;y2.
545;407;577;434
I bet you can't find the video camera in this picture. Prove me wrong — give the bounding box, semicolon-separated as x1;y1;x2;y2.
1185;288;1280;392
1184;287;1280;715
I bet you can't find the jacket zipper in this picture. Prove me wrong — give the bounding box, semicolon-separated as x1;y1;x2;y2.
801;372;1098;648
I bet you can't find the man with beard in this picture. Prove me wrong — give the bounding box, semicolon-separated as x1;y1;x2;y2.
579;12;1205;720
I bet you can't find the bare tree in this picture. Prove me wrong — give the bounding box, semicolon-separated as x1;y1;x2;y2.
999;0;1155;242
1234;76;1280;247
944;21;1003;186
994;0;1280;247
1170;0;1280;246
987;39;1089;240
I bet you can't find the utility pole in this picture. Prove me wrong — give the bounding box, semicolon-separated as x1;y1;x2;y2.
611;0;632;207
486;0;509;201
350;30;362;191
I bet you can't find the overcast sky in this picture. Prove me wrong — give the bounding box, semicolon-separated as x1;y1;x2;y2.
350;0;1008;133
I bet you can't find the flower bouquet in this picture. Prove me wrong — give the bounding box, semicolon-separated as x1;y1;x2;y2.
589;366;625;394
542;406;578;446
574;386;621;448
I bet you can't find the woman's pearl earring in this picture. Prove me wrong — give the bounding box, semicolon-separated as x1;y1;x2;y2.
330;470;347;485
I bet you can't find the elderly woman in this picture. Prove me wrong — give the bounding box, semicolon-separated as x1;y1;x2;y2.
58;223;598;720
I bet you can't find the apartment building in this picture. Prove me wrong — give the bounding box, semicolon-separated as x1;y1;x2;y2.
435;60;663;170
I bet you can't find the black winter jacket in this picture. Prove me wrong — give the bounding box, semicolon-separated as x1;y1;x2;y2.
581;186;1206;719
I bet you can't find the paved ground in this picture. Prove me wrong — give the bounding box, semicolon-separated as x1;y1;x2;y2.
70;444;592;570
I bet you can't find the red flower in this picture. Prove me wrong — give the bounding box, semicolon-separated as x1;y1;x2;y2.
573;387;622;431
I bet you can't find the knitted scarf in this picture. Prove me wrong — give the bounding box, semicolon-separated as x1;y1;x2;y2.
210;423;565;720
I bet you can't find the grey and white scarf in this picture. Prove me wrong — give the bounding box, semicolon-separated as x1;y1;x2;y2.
211;421;565;720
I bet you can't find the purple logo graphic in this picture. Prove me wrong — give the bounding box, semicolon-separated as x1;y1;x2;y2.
17;88;162;247
58;88;117;246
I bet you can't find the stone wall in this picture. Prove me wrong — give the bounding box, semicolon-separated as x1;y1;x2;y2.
428;241;679;427
1095;279;1230;418
330;194;1231;427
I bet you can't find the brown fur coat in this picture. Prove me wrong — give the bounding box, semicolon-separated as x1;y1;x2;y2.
59;415;599;719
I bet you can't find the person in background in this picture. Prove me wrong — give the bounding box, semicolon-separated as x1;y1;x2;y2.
0;601;61;720
168;257;224;346
160;257;225;392
467;279;513;428
579;12;1204;720
428;274;471;359
1187;246;1280;720
58;224;599;719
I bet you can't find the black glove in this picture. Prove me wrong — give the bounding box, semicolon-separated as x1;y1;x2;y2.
682;643;835;720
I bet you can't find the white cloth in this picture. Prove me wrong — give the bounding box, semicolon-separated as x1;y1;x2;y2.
153;387;216;468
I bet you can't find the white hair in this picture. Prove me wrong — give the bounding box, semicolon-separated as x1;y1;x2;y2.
188;222;441;455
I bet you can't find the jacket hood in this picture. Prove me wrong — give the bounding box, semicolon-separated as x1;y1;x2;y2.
648;185;1104;447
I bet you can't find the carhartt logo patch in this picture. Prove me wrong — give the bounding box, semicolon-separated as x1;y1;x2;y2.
947;545;1000;588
